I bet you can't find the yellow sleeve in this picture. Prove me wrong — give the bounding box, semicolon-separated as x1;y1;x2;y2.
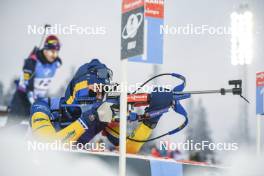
126;123;153;154
105;122;153;154
31;112;86;143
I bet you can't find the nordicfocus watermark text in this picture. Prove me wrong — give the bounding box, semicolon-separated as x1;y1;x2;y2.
160;24;231;36
27;24;106;35
27;140;106;152
160;140;239;151
93;83;172;93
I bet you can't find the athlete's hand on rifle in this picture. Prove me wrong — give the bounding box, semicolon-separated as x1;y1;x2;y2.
143;87;173;129
78;101;115;129
97;102;114;123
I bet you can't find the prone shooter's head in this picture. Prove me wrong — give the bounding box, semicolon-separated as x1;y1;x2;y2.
64;58;113;105
59;59;113;122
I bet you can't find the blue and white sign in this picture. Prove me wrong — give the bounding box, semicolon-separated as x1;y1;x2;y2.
256;72;264;115
121;0;164;64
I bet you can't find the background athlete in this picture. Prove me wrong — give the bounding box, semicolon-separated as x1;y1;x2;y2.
6;35;62;127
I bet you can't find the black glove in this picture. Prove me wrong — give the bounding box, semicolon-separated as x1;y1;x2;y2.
143;87;173;129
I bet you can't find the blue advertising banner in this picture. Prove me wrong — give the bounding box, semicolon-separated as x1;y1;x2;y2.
256;72;264;115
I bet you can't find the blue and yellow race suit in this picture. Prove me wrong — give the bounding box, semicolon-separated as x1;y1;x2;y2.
31;59;163;154
30;96;156;154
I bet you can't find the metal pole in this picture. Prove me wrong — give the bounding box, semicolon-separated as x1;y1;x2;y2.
256;116;261;155
119;59;127;176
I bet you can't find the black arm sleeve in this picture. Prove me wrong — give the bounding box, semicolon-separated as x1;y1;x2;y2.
23;58;36;92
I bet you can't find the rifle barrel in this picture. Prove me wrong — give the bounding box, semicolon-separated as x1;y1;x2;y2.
174;88;234;95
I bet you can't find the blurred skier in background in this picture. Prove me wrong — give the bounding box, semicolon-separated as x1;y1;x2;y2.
6;35;62;127
30;59;164;154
